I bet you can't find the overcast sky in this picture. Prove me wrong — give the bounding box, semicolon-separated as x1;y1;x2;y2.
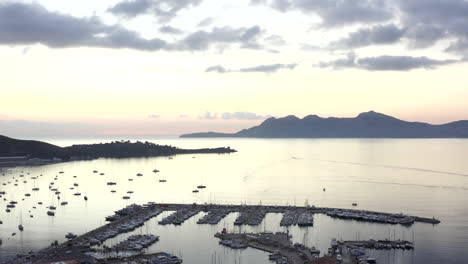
1;0;468;137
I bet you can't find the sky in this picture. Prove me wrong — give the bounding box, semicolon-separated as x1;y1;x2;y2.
1;0;468;137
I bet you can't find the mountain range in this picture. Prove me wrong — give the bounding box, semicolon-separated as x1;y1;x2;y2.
180;111;468;138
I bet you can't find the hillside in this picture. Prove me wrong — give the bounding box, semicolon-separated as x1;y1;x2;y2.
180;111;468;138
0;136;236;160
0;135;69;159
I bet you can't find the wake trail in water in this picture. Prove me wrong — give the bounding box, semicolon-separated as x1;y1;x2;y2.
314;159;468;178
350;180;468;191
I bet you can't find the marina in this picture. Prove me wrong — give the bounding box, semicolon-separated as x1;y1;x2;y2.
5;202;438;263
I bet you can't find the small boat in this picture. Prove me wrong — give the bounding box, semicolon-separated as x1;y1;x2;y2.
192;190;199;193
93;170;98;173
32;187;39;191
127;191;134;194
159;179;166;183
99;173;105;175
6;209;11;213
61;201;68;206
25;193;31;197
111;190;116;193
136;173;143;176
153;169;160;173
49;206;57;210
18;225;24;231
352;203;357;206
84;196;88;201
107;182;116;186
47;211;55;216
74;192;81;196
73;183;79;186
128;178;133;181
197;185;206;189
59;171;64;174
122;196;130;200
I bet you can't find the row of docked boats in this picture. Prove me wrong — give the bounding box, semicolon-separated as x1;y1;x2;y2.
297;212;314;226
89;209;162;245
279;210;298;226
197;208;233;224
112;234;159;251
234;209;267;225
219;239;248;249
326;209;415;225
158;209;200;225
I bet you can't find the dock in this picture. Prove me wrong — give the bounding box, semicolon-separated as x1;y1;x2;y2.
6;202;439;264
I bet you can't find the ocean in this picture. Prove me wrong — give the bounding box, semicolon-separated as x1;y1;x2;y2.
0;137;467;263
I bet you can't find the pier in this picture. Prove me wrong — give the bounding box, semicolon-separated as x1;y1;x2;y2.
7;202;440;264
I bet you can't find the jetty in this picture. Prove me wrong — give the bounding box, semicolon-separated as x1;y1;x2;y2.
6;202;439;264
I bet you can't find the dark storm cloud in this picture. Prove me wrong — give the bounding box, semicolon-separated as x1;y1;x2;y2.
108;0;202;23
318;52;458;71
0;2;265;52
256;0;393;27
330;24;406;49
205;63;297;74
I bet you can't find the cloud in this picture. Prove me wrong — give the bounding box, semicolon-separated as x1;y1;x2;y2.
256;0;393;27
329;24;406;49
148;114;160;118
174;26;263;51
0;2;167;51
197;17;214;27
205;65;229;73
159;25;184;35
108;0;203;23
397;0;468;54
206;63;297;74
239;63;297;73
0;2;265;53
318;52;459;71
198;111;218;119
22;46;31;55
221;112;272;120
264;34;286;46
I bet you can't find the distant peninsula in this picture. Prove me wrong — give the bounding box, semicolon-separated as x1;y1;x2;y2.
0;135;236;165
180;111;468;138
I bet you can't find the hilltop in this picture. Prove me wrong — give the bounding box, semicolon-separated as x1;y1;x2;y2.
180;111;468;138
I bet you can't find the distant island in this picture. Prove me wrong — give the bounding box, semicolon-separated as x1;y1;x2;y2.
0;135;236;166
180;111;468;138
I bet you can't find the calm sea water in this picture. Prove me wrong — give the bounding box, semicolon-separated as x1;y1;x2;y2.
1;138;467;263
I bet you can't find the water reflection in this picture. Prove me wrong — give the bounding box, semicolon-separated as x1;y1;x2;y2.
0;138;467;263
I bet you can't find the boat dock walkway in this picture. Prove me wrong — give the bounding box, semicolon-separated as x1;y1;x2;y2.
7;202;439;264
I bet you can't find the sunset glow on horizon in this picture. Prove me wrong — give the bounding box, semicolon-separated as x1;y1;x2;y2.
1;0;468;137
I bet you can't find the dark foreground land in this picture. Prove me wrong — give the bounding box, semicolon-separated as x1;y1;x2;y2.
7;202;439;264
0;135;236;166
